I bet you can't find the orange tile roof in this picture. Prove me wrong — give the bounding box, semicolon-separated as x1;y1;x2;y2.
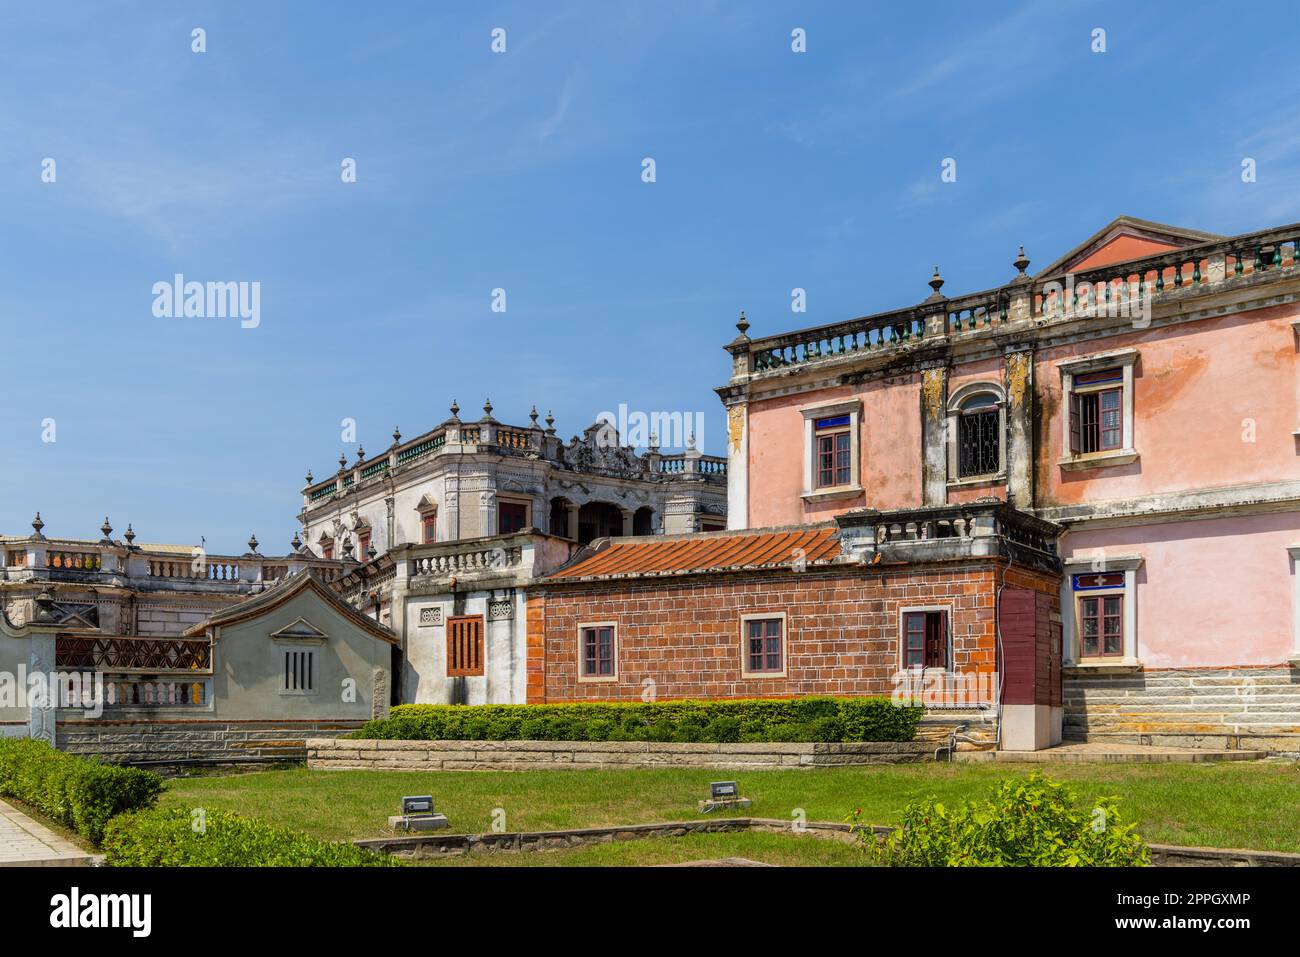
546;525;841;582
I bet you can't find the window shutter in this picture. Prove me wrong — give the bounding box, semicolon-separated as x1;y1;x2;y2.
1068;391;1081;453
447;616;485;676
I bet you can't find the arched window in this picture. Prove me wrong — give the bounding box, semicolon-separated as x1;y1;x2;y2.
946;384;1006;482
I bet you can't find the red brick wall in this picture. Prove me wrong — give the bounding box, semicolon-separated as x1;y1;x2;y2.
530;561;1058;703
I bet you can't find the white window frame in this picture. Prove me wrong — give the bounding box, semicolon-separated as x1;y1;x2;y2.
1057;348;1139;471
739;611;788;678
946;382;1007;486
1060;554;1142;667
800;398;863;502
577;620;618;683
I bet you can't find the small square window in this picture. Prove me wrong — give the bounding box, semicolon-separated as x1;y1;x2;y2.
740;613;787;677
499;501;529;535
579;623;617;681
902;611;947;669
801;401;861;499
1079;594;1124;658
746;619;783;673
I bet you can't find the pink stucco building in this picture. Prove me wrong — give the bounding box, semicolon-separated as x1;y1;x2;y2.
719;216;1300;751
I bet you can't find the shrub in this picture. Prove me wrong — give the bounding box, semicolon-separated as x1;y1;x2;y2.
0;738;163;844
854;772;1150;867
354;697;920;744
102;807;399;867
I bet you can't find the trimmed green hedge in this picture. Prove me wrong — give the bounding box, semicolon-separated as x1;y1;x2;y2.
0;738;163;844
355;697;920;743
102;807;399;867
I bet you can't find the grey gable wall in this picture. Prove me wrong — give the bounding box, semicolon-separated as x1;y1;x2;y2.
209;585;391;722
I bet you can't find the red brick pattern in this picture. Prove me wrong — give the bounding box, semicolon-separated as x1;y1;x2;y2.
532;561;1058;702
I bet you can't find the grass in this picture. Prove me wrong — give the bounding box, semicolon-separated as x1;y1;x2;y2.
419;830;868;867
159;760;1300;854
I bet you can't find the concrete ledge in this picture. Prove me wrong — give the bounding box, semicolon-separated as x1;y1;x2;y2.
310;737;932;771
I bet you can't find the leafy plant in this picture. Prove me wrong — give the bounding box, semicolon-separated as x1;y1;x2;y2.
0;738;163;844
102;806;399;867
855;772;1150;867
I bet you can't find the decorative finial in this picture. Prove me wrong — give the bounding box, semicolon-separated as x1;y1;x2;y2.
545;410;555;432
1013;245;1030;278
736;310;750;336
648;432;660;451
356;445;365;462
687;432;697;450
30;512;45;541
247;533;259;555
366;543;377;561
928;266;945;297
529;405;539;427
483;398;493;418
392;426;401;446
305;470;313;485
100;516;113;543
124;524;136;547
338;452;347;471
342;538;355;562
32;588;56;624
450;399;460;418
291;530;303;552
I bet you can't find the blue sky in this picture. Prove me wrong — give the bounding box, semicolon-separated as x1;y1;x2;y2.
1;1;1297;552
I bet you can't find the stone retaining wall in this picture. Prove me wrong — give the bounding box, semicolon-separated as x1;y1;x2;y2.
1064;666;1300;752
58;719;366;764
307;737;934;771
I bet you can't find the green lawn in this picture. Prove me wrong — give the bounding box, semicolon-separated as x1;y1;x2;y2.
160;760;1300;854
420;830;868;867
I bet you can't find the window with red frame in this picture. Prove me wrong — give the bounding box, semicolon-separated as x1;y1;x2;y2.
1079;594;1123;657
322;543;333;560
1069;368;1123;454
745;617;784;673
421;512;437;544
581;625;615;678
357;533;370;559
814;416;852;488
903;611;947;669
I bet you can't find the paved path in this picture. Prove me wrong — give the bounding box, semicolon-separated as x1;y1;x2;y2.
0;799;95;866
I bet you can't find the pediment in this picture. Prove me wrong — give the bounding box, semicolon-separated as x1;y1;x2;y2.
269;616;328;642
1038;216;1222;277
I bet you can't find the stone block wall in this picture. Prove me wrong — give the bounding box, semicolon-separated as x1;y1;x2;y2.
57;719;366;764
307;737;934;771
1064;666;1300;752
